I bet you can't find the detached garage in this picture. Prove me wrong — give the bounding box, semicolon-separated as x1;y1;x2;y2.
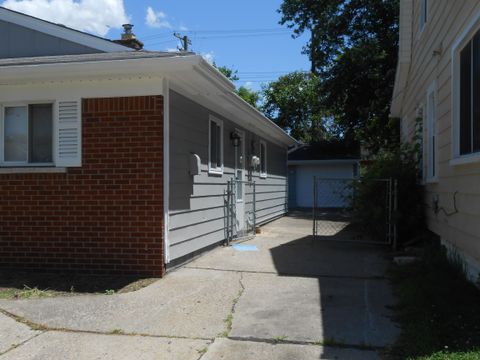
288;141;360;209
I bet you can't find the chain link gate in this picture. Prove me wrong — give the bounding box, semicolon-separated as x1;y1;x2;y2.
226;179;256;245
312;177;397;246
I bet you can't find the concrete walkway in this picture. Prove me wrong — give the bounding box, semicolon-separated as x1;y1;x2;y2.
0;215;399;359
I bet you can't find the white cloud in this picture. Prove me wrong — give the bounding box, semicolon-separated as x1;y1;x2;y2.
166;47;178;52
244;81;253;89
202;51;215;65
145;6;171;29
1;0;130;37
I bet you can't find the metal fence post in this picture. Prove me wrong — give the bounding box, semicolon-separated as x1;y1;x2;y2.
393;179;398;250
312;176;316;239
253;181;256;234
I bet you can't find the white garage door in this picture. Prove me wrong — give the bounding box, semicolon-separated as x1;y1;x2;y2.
295;164;354;208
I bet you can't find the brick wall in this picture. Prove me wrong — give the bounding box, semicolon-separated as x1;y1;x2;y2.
0;96;165;276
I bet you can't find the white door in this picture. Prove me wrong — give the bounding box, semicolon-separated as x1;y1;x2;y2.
234;130;245;233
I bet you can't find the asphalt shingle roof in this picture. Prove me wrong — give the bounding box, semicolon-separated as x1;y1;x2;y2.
0;51;194;67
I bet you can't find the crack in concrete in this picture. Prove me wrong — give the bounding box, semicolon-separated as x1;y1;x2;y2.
217;272;246;338
184;265;386;281
0;330;46;357
0;307;213;342
226;335;383;351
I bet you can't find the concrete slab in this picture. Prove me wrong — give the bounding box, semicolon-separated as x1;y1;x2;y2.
230;272;399;347
0;312;40;354
201;338;380;360
188;228;388;279
0;331;210;360
0;268;240;339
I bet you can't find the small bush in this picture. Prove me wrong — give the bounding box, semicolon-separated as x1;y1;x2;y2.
352;144;426;245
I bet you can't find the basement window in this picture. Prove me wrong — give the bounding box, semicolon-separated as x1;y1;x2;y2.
1;104;53;166
208;116;223;175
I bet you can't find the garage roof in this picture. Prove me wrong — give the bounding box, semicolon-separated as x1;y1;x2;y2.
289;141;360;161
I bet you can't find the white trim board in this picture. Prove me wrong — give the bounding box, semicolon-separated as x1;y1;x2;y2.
0;6;131;52
163;78;170;264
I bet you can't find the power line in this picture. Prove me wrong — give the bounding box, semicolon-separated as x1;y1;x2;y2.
143;28;292;42
142;27;291;40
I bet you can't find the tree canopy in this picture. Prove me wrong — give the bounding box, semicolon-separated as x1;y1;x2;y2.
262;71;325;143
279;0;400;152
214;63;261;109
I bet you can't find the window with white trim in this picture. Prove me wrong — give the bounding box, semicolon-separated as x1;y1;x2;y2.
452;17;480;163
1;103;53;165
426;83;437;180
259;140;267;178
420;0;428;31
208;116;223;174
459;31;480;156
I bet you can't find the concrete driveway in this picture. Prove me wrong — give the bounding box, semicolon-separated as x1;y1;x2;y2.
0;215;399;359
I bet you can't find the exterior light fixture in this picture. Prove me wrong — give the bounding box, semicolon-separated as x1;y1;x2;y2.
230;132;241;147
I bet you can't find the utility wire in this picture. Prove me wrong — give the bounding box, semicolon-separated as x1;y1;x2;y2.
142;28;291;41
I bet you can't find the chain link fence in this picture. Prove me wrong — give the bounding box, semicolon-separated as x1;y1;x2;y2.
313;177;397;245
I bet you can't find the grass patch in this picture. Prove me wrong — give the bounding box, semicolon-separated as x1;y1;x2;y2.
388;241;480;360
272;335;287;343
0;271;158;300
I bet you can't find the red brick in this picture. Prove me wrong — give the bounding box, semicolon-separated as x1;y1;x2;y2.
0;96;164;277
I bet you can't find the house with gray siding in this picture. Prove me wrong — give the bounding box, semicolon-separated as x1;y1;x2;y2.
0;7;296;276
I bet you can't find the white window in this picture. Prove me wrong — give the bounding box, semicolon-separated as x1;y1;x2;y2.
426;82;437;180
1;103;53;165
420;0;428;31
259;140;267;178
452;12;480;164
208;116;223;174
0;100;82;168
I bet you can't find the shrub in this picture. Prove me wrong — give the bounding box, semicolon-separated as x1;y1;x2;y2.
352;143;426;245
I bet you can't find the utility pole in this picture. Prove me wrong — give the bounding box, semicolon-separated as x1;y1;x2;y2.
174;32;192;52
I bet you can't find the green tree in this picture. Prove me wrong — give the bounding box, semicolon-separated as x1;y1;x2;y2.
261;71;325;143
237;86;261;108
214;62;240;82
214;63;261;109
279;0;400;152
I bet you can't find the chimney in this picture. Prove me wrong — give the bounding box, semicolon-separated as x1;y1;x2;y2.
113;24;144;50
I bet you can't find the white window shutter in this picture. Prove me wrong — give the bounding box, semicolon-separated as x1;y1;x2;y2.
55;100;82;167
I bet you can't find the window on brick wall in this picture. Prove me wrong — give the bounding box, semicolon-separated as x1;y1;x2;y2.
1;103;53;165
208;116;223;174
452;17;480;164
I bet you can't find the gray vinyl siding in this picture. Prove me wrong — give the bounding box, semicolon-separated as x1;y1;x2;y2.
169;90;288;261
0;20;100;58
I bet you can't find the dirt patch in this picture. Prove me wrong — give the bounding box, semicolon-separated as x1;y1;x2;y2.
0;271;158;300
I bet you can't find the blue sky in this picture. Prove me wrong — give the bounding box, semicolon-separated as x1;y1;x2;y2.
115;0;311;91
1;0;311;91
